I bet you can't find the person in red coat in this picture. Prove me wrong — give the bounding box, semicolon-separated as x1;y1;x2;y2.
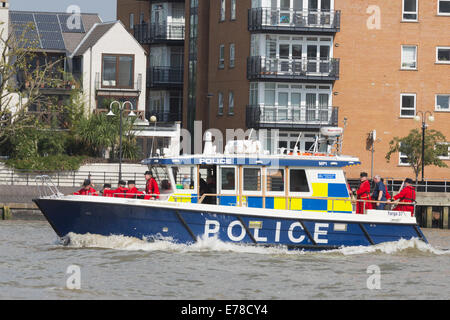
144;170;160;200
356;172;373;214
391;178;416;217
102;184;114;197
74;179;98;196
126;180;144;199
112;180;129;198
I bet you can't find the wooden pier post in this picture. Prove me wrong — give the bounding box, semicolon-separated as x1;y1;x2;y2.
443;207;449;229
426;206;433;228
1;206;11;220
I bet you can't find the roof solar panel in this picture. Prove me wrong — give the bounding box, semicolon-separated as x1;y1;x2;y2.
58;14;85;33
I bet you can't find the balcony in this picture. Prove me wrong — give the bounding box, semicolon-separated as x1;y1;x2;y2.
133;23;185;45
148;66;184;89
248;8;340;34
147;110;183;123
246;105;338;130
247;56;339;82
95;73;142;94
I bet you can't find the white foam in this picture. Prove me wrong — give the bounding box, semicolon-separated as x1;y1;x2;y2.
64;233;449;256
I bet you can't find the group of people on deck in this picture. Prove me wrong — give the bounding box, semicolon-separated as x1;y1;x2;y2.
353;172;416;216
74;171;160;200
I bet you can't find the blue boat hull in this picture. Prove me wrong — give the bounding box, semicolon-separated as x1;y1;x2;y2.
33;198;428;251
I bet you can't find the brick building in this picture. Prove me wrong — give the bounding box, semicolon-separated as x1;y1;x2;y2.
117;0;450;179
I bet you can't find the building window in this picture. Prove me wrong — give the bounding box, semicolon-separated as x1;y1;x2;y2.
400;93;416;118
102;54;134;88
220;0;226;21
243;168;261;191
229;43;235;68
436;47;450;64
402;0;418;21
436;94;450;111
399;150;410;166
267;169;284;192
218;92;224;115
129;13;134;29
401;45;417;69
231;0;236;20
437;143;450;160
221;167;235;191
438;0;450;15
289;169;310;193
219;44;225;69
139;13;145;24
228;91;234;114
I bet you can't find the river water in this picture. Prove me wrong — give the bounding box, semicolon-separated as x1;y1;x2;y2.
0;220;449;300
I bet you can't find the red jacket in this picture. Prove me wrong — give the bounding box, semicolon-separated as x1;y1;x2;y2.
102;189;114;197
112;187;129;198
145;178;160;199
126;187;144;199
393;185;416;216
75;187;98;196
356;180;373;214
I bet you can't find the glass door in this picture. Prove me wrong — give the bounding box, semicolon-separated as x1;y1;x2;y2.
306;93;317;122
277;91;289;121
278;43;290;73
307;45;317;73
318;93;329;122
319;45;330;73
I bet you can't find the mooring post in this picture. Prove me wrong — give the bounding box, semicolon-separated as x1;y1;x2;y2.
426;206;433;228
1;206;12;220
443;207;449;230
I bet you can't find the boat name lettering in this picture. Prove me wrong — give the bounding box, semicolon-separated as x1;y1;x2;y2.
204;219;329;244
318;162;328;166
199;158;233;165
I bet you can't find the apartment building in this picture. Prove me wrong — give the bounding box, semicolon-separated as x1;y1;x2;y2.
118;0;450;179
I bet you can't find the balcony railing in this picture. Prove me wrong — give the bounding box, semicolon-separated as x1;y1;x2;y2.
148;66;184;88
248;8;340;33
95;73;142;93
27;111;71;129
246;105;338;130
148;110;183;123
247;56;339;82
133;23;185;45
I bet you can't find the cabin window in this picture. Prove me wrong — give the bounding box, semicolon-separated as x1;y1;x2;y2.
243;168;261;191
289;169;310;192
171;166;196;190
221;167;236;191
267;169;284;192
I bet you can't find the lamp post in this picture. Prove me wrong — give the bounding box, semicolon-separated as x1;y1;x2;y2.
107;100;135;181
149;115;157;157
414;111;435;182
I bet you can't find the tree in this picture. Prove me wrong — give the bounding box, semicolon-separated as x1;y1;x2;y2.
0;22;62;146
385;129;448;182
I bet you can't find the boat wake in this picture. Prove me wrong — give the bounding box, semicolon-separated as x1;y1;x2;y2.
61;233;450;256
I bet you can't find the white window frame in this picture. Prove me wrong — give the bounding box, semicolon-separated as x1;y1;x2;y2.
220;0;226;21
400;93;417;118
265;167;286;196
402;0;418;21
401;45;418;70
438;0;450;15
219;44;225;69
436;47;450;64
228;91;234;115
129;13;134;29
435;94;450;112
288;168;312;197
219;166;237;195
436;142;450;160
242;166;263;196
218;92;224;114
399;151;411;166
231;0;236;20
229;43;235;68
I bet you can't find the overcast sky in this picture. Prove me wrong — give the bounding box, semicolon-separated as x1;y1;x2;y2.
9;0;117;22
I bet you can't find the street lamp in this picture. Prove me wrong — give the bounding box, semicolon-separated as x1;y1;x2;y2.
150;115;157;157
108;100;134;181
414;110;434;182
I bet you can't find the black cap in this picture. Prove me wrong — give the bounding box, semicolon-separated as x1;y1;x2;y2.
360;172;368;178
83;179;91;186
118;180;126;186
103;183;111;189
405;178;414;184
144;170;152;176
128;180;135;185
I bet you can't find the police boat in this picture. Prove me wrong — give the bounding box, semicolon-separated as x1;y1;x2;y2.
33;128;427;250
